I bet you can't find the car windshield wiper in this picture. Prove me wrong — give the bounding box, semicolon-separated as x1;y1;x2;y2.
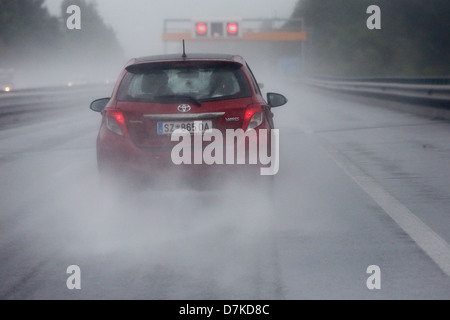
154;94;202;107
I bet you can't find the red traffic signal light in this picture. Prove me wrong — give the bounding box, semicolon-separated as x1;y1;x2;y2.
227;22;239;36
195;22;208;36
192;20;242;39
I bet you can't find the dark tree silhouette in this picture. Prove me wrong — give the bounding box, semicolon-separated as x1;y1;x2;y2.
0;0;125;86
290;0;450;77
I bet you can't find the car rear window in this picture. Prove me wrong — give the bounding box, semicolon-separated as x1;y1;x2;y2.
117;61;252;103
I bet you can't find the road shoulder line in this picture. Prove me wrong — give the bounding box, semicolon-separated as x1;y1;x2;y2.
317;136;450;277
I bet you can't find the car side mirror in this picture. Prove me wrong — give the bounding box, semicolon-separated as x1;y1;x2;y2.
90;98;110;112
267;92;287;108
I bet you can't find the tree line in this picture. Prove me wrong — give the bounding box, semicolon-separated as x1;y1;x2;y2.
288;0;450;77
0;0;124;86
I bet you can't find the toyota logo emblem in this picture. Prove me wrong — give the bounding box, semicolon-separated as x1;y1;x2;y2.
177;104;191;113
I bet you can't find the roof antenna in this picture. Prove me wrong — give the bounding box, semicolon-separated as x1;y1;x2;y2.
182;39;187;58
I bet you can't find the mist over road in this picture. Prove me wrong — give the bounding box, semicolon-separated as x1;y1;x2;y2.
0;80;449;300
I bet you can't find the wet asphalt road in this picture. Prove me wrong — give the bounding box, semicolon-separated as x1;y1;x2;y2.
0;82;449;299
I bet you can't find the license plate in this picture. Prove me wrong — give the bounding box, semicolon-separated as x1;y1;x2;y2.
157;120;213;135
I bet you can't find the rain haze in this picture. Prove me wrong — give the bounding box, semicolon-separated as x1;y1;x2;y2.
44;0;299;57
1;0;450;302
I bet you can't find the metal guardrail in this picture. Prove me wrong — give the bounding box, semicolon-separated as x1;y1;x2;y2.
303;77;450;108
0;83;113;129
308;77;450;85
0;83;112;116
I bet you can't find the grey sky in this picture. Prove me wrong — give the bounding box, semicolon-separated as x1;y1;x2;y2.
45;0;298;57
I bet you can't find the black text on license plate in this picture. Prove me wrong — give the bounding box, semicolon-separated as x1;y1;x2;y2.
157;121;213;135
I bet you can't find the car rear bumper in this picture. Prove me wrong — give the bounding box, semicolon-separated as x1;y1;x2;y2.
96;131;263;181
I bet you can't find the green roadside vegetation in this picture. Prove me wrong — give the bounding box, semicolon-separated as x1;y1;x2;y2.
287;0;450;77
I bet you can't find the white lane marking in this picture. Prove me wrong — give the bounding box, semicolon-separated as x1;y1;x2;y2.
318;137;450;277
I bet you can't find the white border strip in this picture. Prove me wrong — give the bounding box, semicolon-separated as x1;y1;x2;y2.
319;137;450;277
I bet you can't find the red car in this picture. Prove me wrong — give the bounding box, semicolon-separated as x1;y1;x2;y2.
90;53;287;187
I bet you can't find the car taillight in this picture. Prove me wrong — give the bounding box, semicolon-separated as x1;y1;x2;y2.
105;109;128;136
244;105;263;132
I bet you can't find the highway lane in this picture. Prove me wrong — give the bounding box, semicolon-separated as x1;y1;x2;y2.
272;81;450;299
0;82;449;299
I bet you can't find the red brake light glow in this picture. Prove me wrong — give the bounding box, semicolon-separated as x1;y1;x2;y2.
113;112;125;124
244;105;263;131
245;109;254;121
105;109;127;136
